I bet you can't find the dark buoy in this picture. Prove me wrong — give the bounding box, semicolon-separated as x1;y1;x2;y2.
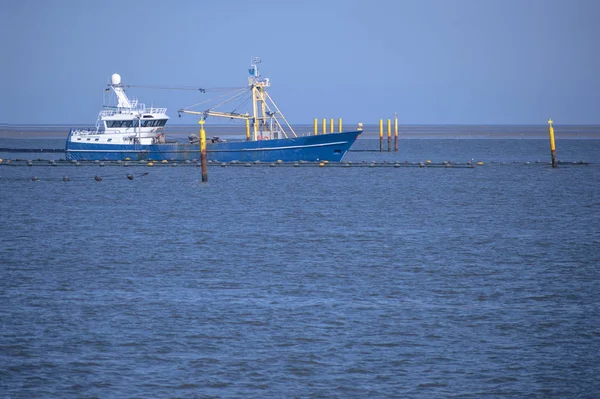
126;174;134;180
31;176;39;181
94;175;102;182
63;176;71;181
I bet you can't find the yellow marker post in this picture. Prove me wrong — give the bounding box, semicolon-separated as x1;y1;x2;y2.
394;113;398;152
245;119;250;141
330;118;334;134
314;118;318;135
338;118;342;133
379;119;383;152
322;118;326;135
548;119;557;168
199;119;208;182
387;119;391;152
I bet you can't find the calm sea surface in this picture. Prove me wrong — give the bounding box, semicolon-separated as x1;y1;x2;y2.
1;135;599;398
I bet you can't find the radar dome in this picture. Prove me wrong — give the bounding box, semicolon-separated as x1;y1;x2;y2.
111;73;121;85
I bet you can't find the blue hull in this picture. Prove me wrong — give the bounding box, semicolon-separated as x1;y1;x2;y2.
65;131;362;162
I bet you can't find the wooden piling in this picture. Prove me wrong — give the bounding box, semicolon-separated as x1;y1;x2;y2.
199;120;208;182
548;119;557;168
379;119;383;152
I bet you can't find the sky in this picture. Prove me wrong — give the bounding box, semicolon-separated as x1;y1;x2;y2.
1;0;599;126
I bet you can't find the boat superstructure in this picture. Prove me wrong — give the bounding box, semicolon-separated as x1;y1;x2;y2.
67;74;169;148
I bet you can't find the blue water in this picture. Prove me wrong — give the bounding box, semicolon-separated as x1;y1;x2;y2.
1;139;600;398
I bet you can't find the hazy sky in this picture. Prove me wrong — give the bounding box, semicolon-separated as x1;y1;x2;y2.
2;0;599;125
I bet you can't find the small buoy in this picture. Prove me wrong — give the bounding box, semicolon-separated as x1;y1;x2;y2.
126;174;134;180
125;157;131;161
477;161;483;165
27;161;33;166
270;163;276;167
319;162;325;167
94;175;102;181
147;162;154;167
419;162;425;167
63;176;71;182
99;162;105;167
277;160;282;164
394;163;400;168
221;163;227;167
426;160;431;164
323;160;329;164
70;160;77;164
293;162;299;167
31;176;39;181
161;160;168;164
94;160;100;164
0;158;2;163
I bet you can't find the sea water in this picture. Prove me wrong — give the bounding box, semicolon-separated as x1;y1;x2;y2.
1;136;599;398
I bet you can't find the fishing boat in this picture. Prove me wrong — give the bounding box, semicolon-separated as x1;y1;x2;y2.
65;58;362;162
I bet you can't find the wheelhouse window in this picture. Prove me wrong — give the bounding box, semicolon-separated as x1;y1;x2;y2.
107;120;134;128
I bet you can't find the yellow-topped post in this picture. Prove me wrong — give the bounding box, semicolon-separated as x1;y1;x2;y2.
199;119;208;182
314;118;318;135
338;118;342;133
394;113;398;152
330;118;334;134
322;118;326;135
245;119;250;141
548;119;557;168
387;119;391;152
379;119;383;152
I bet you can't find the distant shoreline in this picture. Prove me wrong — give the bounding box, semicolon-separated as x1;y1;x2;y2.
1;124;599;140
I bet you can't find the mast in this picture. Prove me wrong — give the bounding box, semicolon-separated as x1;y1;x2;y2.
178;58;297;140
248;57;270;140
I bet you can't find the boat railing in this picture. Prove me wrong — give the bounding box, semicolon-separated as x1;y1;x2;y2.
98;107;167;117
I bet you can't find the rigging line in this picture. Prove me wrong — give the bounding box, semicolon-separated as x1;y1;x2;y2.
181;87;249;111
231;95;252;114
181;87;247;110
124;84;246;93
264;91;297;137
208;88;251;112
